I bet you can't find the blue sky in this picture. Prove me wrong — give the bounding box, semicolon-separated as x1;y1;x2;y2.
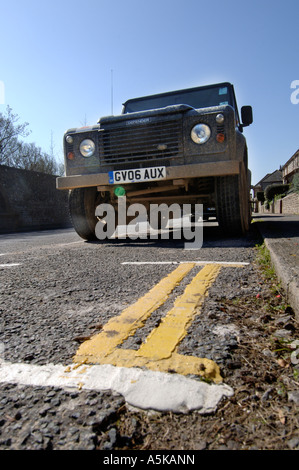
0;0;298;185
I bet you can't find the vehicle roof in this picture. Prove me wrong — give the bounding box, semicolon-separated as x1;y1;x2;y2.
122;82;234;106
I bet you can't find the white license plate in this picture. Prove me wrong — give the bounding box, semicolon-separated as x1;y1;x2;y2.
108;166;166;184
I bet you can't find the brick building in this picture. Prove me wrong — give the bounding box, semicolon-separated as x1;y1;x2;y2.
282;149;299;184
252;169;283;198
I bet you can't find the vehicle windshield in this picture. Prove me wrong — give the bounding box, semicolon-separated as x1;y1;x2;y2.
123;84;234;113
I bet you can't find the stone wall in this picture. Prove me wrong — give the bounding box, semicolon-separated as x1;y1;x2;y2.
280;192;299;214
257;192;299;215
0;165;71;233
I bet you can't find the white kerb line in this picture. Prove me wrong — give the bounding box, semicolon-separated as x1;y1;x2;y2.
121;260;250;266
0;263;21;267
121;261;250;266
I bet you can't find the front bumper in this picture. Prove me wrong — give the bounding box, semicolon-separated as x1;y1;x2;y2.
56;160;240;190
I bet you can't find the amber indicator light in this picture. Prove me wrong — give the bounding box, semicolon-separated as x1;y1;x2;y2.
216;133;225;143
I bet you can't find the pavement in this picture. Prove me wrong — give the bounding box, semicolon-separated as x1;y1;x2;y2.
0;215;298;417
253;213;299;320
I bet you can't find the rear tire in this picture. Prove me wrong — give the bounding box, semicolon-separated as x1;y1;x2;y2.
69;187;99;241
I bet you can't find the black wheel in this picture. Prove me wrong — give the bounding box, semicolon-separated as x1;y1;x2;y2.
68;187;99;241
216;166;250;236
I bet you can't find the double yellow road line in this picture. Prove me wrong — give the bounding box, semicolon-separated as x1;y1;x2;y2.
74;262;230;383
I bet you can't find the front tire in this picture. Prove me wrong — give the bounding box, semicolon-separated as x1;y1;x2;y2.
68;187;99;241
216;165;250;236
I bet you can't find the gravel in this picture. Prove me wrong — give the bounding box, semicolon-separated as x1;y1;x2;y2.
0;383;125;450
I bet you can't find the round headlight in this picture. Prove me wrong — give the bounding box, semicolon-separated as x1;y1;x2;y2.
80;139;95;157
191;124;211;144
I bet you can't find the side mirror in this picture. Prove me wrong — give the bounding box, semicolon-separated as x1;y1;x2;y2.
241;106;253;127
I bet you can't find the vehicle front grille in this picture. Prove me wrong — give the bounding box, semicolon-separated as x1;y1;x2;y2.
99;117;183;166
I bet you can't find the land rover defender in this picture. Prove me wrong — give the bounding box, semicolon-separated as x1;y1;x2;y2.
56;82;253;240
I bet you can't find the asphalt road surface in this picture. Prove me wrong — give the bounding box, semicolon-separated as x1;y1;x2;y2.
0;221;297;452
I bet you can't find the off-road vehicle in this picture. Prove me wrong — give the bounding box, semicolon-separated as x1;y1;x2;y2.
56;82;253;240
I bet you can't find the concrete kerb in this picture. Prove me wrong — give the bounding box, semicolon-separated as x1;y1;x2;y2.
255;216;299;320
262;237;299;320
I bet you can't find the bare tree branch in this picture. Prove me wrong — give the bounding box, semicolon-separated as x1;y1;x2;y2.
0;106;62;175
